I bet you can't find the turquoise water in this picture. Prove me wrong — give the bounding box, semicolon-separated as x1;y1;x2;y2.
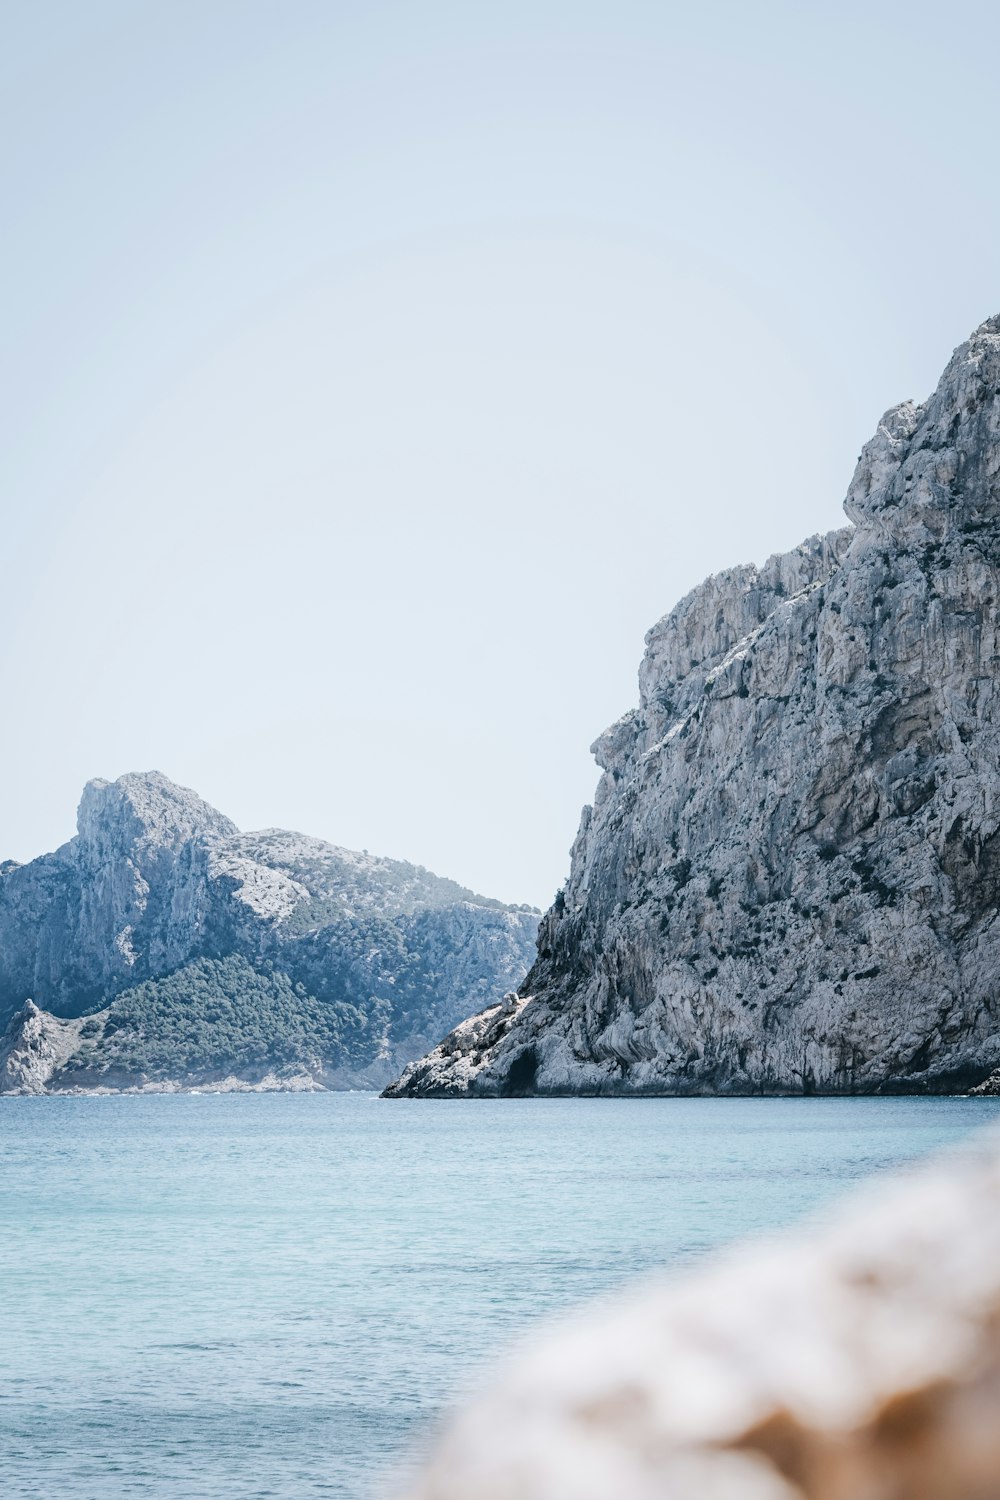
3;1094;999;1499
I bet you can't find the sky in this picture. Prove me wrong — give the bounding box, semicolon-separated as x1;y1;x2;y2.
3;0;1000;910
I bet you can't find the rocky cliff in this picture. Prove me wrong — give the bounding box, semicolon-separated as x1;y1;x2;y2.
387;314;1000;1098
0;772;538;1092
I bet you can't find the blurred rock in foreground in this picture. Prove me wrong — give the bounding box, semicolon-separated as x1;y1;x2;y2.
396;1125;1000;1500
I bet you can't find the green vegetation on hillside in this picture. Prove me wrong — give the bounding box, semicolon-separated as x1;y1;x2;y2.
60;955;381;1084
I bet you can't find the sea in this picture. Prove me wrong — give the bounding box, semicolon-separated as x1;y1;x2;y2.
3;1092;999;1500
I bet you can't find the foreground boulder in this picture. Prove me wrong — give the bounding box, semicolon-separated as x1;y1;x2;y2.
396;1124;1000;1500
388;315;1000;1097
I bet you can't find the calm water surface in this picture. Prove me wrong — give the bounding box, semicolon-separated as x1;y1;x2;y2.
3;1093;999;1499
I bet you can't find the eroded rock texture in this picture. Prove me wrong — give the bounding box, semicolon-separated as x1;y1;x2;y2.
0;1002;83;1094
394;1127;1000;1500
0;772;538;1091
388;315;1000;1097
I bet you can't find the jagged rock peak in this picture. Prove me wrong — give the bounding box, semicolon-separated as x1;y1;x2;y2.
386;312;1000;1099
843;313;1000;540
76;771;238;855
634;530;853;719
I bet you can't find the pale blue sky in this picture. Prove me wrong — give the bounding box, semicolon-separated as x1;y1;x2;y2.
3;0;999;907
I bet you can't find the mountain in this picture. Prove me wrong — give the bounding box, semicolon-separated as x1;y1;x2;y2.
386;314;1000;1098
0;772;538;1092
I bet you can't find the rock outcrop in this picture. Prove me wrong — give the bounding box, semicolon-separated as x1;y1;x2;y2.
0;1002;83;1094
387;315;1000;1097
394;1124;1000;1500
0;772;538;1092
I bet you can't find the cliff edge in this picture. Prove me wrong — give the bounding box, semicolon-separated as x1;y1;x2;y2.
387;315;1000;1097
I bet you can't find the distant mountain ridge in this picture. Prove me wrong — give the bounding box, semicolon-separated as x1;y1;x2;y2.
0;772;538;1092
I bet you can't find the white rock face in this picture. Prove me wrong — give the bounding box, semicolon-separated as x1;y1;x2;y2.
0;1002;83;1094
382;993;531;1098
395;1125;1000;1500
0;772;539;1091
389;315;1000;1097
0;772;238;1013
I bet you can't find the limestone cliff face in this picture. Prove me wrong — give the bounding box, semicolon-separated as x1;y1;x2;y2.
0;774;238;1015
0;1002;83;1094
0;773;538;1091
387;315;1000;1098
